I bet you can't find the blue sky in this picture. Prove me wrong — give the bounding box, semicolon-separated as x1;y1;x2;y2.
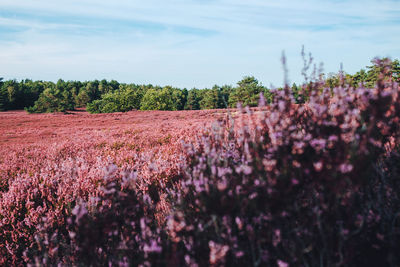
0;0;399;88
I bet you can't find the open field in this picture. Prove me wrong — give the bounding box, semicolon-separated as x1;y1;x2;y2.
0;108;230;211
0;109;227;146
0;109;228;182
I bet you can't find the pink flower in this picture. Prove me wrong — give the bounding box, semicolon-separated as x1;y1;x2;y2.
339;163;353;173
143;240;162;253
217;179;228;191
273;229;281;247
277;259;289;267
313;161;323;172
235;251;244;258
209;241;229;264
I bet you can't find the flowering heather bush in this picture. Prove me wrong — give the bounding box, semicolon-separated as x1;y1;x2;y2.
168;59;400;266
26;165;169;266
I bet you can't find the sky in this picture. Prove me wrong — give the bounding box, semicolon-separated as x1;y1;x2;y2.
0;0;399;88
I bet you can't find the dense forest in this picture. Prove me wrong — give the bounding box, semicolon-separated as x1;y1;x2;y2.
0;58;399;113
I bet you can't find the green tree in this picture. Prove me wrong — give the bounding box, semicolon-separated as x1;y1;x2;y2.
168;87;184;110
61;89;75;111
26;80;75;113
21;80;45;108
344;58;400;89
228;76;266;107
4;80;18;108
185;89;200;110
140;88;163;110
351;69;368;87
199;88;220;110
0;78;7;111
86;99;103;114
109;80;120;91
140;86;183;111
121;85;144;111
179;88;188;110
218;85;233;108
87;84;145;113
26;87;61;113
75;90;90;107
85;80;101;102
98;79;120;95
364;58;400;87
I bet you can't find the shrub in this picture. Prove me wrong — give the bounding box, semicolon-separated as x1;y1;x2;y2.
167;58;400;266
86;87;143;113
25;165;167;266
228;76;271;108
26;86;74;113
140;87;184;111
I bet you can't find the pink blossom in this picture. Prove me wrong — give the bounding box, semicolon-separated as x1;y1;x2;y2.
277;259;289;267
209;241;229;264
313;161;323;172
339;163;353;173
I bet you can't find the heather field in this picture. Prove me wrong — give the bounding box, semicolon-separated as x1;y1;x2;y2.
0;109;224;265
1;62;400;266
0;109;223;211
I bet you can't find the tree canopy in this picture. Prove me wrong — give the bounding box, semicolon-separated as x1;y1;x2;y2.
0;57;398;113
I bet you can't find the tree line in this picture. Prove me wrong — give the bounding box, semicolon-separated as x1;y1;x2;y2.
0;58;398;113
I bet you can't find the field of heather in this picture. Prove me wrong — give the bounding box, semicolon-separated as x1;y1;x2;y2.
0;109;228;264
0;108;227;194
1;68;400;266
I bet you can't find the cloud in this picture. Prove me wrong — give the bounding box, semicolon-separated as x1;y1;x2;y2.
0;0;399;88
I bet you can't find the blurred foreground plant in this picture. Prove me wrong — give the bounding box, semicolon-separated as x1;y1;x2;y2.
167;58;400;266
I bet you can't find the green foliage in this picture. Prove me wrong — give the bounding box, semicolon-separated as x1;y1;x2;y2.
140;86;184;111
178;88;188;110
218;85;233;108
26;88;66;113
291;83;304;104
363;58;400;86
26;80;75;113
85;80;101;102
0;79;45;111
87;85;144;113
185;89;200;110
198;85;232;109
326;57;400;89
0;78;6;111
351;69;368;87
75;89;91;108
199;88;219;110
139;89;163;110
228;76;269;107
99;79;114;95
